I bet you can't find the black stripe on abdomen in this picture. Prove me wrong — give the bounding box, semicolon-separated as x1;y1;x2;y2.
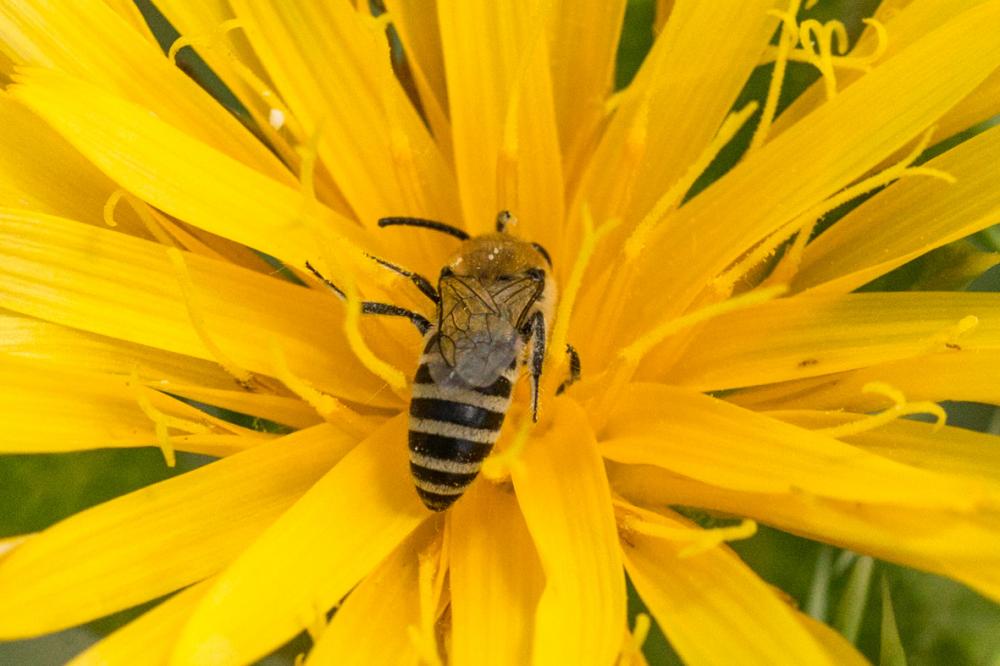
408;431;493;464
409;398;505;429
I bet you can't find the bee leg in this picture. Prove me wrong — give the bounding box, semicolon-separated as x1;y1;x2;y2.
361;302;432;335
366;254;439;304
305;261;430;335
555;343;581;395
521;311;546;422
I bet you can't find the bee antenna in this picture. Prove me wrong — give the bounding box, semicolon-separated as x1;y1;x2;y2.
378;216;470;241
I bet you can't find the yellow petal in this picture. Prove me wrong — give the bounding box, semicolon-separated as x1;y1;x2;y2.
794;125;1000;293
148;0;329;206
793;612;869;666
450;479;543;666
0;311;320;431
158;384;322;431
436;0;565;249
600;384;992;509
621;505;832;665
382;0;453;163
629;0;1000;327
0;352;263;455
0;96;151;239
661;292;1000;390
579;0;780;231
612;463;1000;602
772;410;1000;487
731;350;1000;411
548;0;627;182
170;415;428;666
511;398;624;666
0;209;399;406
0;314;233;392
772;0;987;136
8;70;370;270
934;68;1000;142
227;0;459;229
306;521;440;666
0;0;291;180
0;424;354;638
68;581;211;666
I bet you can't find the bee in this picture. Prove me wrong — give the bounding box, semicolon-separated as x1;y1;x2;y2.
306;211;580;511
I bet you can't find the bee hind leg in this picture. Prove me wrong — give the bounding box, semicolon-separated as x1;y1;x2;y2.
555;344;581;395
520;311;546;422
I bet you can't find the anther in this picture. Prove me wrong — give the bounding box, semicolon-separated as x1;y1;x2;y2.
129;368;211;467
103;189;125;227
167;248;256;388
624;101;759;261
545;206;620;398
726;126;955;290
408;539;445;666
816;382;947;439
798;19;850;100
619;613;651;664
268;340;370;439
616;504;758;556
481;416;532;482
750;0;802;151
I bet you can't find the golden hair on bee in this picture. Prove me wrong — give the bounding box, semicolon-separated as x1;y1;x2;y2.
305;211;579;511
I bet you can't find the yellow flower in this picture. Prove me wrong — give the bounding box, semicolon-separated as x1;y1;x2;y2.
1;0;1000;664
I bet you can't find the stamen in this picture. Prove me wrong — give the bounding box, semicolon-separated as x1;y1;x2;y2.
816;382;947;439
104;189;175;246
301;601;328;645
622;285;788;365
543;206;620;396
167;248;255;388
267;340;370;439
798;19;850;100
625;101;759;261
724;126;955;290
481;415;532;481
129;368;211;467
618;613;651;665
298;127;321;203
407;539;445;666
167;18;247;64
592;285;787;428
750;1;801;151
761;18;889;73
103;189;124;227
342;289;409;394
497;85;521;214
605;99;650;220
617;503;758;557
927;315;979;352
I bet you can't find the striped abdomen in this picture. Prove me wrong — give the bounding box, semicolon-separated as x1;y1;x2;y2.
408;339;516;511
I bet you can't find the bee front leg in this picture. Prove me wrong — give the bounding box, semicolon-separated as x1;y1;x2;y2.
521;311;546;422
556;343;581;395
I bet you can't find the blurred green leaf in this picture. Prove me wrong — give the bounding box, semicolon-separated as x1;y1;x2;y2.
881;576;908;666
834;555;874;644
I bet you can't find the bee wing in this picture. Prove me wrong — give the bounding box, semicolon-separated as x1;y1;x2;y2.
435;276;522;388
